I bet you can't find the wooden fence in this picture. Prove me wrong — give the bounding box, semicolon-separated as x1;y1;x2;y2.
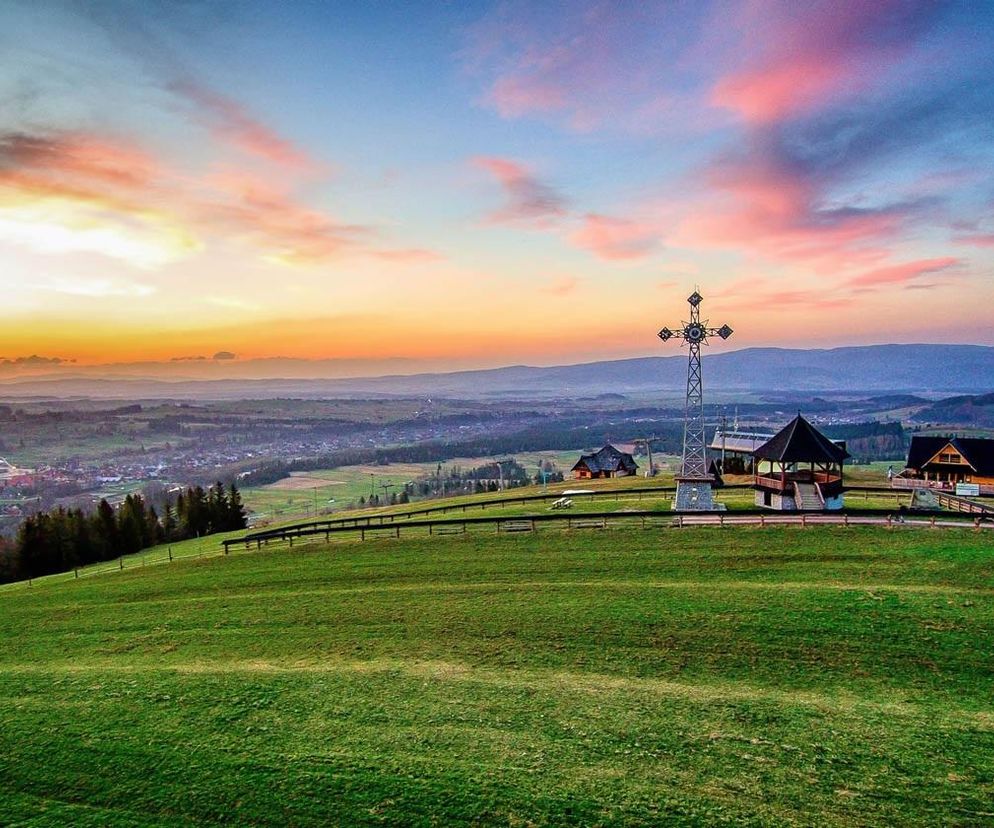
223;506;992;553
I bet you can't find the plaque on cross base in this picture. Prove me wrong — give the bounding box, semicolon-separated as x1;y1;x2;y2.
673;477;724;511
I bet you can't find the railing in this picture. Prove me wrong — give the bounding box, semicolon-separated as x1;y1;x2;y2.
222;505;993;553
935;492;994;515
242;484;754;541
890;477;994;495
755;475;790;492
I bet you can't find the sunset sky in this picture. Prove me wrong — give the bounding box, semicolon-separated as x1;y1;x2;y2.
1;0;993;376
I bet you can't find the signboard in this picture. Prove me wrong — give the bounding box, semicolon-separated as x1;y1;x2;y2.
955;483;980;497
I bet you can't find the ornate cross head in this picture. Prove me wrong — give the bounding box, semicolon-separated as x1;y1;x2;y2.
658;291;733;345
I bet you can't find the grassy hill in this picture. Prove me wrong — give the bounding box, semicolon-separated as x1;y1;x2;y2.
1;525;992;825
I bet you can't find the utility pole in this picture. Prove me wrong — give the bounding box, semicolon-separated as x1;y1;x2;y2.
720;413;728;475
633;436;657;477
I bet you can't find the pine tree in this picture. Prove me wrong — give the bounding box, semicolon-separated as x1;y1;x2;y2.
95;499;118;561
227;482;247;530
162;503;178;541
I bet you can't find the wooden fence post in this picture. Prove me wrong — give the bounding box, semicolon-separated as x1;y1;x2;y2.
74;568;78;579
119;557;124;570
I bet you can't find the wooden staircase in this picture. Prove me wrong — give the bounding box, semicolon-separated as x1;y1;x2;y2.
794;482;824;511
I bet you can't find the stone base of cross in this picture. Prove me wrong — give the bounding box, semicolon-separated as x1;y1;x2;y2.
673;478;726;511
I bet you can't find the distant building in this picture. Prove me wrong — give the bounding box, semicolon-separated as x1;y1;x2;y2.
902;436;994;488
753;414;849;511
571;445;638;479
708;429;773;474
0;457;35;488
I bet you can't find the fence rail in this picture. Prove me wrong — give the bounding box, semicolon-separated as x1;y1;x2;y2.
245;483;725;537
223;506;992;552
236;483;954;547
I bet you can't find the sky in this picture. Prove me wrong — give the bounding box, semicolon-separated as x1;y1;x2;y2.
1;0;993;377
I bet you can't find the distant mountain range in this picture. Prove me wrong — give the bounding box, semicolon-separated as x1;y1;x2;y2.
0;344;992;400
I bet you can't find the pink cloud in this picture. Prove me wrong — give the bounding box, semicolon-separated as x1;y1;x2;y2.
711;57;858;125
569;213;660;261
462;2;710;135
0;131;163;192
472;155;567;226
372;248;444;263
541;275;579;296
674;142;911;273
955;233;994;248
490;76;566;118
0;129;405;267
844;257;961;289
708;1;928;125
170;80;320;173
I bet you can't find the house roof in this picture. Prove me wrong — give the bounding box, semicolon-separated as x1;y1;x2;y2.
754;414;850;464
906;435;994;475
572;444;638;473
709;430;774;455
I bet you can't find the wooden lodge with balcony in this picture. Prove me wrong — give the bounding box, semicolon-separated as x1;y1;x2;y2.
753;414;850;511
896;436;994;493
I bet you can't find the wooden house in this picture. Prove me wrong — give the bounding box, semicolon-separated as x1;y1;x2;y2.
753;414;849;510
571;445;638;479
902;436;994;489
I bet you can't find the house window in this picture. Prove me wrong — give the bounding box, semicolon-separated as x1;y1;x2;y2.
939;453;961;463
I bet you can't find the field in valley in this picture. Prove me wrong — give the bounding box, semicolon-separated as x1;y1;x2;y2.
1;520;992;826
240;450;587;522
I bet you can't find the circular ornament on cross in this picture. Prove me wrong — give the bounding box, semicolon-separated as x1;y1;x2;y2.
685;323;705;343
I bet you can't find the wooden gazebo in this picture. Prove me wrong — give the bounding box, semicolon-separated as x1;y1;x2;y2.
753;414;850;510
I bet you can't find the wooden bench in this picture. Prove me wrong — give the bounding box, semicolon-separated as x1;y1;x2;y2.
500;520;534;533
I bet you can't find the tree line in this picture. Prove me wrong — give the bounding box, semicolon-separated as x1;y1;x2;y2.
237;420;684;489
2;482;247;584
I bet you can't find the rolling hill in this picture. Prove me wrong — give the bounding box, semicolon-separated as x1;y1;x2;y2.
0;523;992;825
1;344;993;399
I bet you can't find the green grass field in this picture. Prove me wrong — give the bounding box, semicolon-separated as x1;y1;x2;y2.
1;524;992;826
240;450;587;522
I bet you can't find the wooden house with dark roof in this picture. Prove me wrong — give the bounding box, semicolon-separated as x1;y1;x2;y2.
571;445;639;479
753;414;850;510
901;436;994;490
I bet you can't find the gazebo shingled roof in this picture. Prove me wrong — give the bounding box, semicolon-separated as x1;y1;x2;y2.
753;414;850;465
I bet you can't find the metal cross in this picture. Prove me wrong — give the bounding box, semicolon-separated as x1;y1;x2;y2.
658;290;733;480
